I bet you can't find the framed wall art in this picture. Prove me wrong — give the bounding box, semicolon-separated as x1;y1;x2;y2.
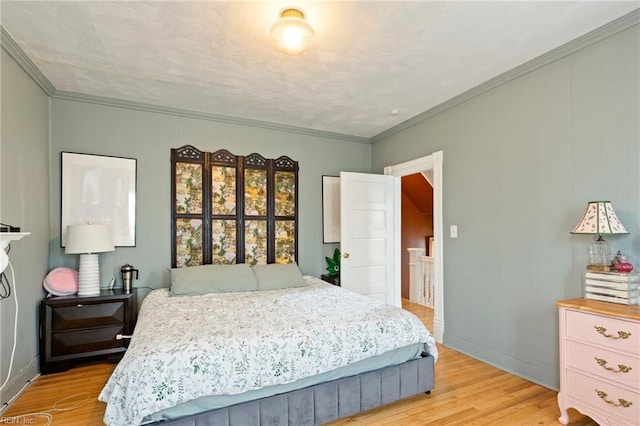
322;175;340;243
61;152;137;247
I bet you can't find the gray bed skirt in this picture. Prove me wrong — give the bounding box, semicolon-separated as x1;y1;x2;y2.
155;354;435;425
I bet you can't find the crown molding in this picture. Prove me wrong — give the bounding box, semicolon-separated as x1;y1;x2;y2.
0;25;369;145
0;26;55;96
51;90;370;144
371;8;640;144
4;7;637;147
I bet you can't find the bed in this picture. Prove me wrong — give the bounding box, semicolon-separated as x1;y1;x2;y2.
99;264;437;425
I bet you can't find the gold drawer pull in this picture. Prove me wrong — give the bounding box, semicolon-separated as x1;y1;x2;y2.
594;326;632;340
595;357;633;373
595;389;633;408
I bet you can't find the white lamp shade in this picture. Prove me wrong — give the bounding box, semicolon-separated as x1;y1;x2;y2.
65;224;115;254
570;201;629;235
65;224;114;297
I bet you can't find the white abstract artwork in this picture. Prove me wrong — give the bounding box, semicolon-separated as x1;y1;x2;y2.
322;175;340;243
61;152;136;247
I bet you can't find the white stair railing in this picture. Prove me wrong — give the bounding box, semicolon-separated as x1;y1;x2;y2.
407;248;425;304
407;248;435;308
420;255;434;308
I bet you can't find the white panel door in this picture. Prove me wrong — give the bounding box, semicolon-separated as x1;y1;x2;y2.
340;172;400;306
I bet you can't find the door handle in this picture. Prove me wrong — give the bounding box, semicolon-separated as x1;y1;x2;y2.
343;252;350;259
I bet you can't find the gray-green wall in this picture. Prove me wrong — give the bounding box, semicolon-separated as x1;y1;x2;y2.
2;11;638;409
372;24;639;389
49;100;370;293
0;48;50;408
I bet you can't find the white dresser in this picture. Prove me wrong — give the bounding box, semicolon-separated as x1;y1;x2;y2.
557;298;640;425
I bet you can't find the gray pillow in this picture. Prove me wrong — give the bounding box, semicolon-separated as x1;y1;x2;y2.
252;263;308;290
169;264;258;295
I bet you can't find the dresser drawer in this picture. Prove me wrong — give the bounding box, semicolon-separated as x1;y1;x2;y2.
51;325;124;357
51;301;125;331
566;370;639;425
566;310;639;354
567;340;640;388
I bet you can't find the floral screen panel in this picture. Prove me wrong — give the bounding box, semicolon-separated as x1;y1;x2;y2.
274;171;296;216
211;220;236;264
172;146;297;267
175;163;203;214
245;220;268;265
244;169;267;216
275;220;296;263
175;218;203;267
211;166;236;215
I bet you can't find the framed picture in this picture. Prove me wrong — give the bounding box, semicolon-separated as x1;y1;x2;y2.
322;175;340;243
61;152;137;247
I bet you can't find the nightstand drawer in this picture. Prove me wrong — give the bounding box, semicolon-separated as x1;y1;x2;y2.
51;301;125;331
567;370;639;424
40;290;136;374
51;325;124;357
567;340;640;388
566;310;639;354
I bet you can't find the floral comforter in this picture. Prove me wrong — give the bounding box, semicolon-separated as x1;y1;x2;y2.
99;277;437;425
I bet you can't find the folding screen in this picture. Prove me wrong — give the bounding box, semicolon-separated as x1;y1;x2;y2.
171;145;298;268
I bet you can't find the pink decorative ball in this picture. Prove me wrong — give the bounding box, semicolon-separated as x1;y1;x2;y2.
614;261;634;273
43;267;79;295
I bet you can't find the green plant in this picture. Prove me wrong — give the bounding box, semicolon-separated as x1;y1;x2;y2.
325;248;340;277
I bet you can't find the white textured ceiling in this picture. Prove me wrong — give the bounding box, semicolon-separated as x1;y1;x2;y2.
1;1;638;139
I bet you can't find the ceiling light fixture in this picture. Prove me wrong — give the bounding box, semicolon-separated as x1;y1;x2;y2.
271;8;314;55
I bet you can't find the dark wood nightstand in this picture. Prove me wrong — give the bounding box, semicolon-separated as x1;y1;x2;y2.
39;289;136;374
321;274;340;286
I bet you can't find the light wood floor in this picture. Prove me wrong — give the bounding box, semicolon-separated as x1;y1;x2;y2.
3;300;596;425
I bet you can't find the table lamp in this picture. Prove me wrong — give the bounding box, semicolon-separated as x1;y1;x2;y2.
570;201;628;268
65;224;115;296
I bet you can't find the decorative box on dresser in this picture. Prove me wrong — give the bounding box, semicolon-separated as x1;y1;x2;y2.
556;298;640;425
39;289;136;375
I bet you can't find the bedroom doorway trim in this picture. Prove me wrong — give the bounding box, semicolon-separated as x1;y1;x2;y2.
384;151;443;343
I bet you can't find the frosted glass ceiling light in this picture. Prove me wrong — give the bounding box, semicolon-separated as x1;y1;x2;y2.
271;8;314;55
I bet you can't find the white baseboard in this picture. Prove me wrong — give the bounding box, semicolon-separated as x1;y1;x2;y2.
0;356;39;415
434;318;444;343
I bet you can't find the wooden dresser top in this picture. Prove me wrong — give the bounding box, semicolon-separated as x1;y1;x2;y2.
557;298;640;321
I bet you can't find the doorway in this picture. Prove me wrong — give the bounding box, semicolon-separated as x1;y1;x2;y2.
400;173;434;300
385;151;443;343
